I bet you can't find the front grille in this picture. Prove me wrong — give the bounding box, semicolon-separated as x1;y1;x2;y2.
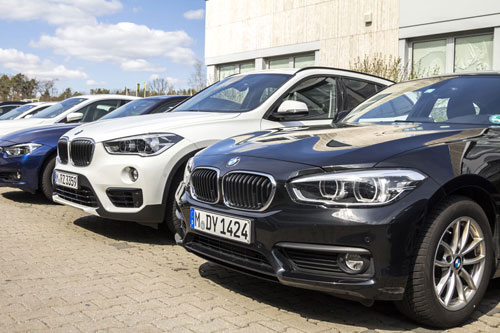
192;234;270;267
281;248;342;274
70;139;94;167
190;168;219;203
54;185;98;207
57;139;68;164
222;172;274;211
106;188;143;208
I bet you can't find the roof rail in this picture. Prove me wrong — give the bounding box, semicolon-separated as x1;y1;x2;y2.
294;66;395;83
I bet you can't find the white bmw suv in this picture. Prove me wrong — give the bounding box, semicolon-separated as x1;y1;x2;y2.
53;68;392;232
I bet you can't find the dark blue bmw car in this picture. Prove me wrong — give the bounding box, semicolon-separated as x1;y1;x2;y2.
0;95;188;200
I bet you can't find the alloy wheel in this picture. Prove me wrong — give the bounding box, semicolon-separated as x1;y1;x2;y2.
433;216;486;311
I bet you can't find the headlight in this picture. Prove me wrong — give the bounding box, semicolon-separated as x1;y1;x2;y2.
183;157;194;185
1;143;42;157
103;133;182;156
288;169;426;206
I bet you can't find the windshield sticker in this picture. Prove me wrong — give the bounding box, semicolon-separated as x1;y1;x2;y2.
489;115;500;124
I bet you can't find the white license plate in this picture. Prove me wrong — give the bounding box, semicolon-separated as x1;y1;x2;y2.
190;208;252;244
54;170;78;189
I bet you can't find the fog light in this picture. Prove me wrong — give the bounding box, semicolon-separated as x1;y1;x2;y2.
338;253;369;274
129;168;139;182
15;171;22;180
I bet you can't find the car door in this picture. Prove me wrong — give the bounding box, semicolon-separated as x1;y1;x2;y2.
261;76;341;129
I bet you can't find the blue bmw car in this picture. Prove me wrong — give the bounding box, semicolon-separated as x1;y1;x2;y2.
0;95;188;200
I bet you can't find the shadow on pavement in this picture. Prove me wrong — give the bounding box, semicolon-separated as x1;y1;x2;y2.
199;261;500;331
73;215;175;246
1;190;53;205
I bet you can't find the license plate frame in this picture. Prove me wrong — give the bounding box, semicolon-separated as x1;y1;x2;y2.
190;208;252;244
54;170;79;190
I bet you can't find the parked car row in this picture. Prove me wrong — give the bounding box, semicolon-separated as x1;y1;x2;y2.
1;67;499;328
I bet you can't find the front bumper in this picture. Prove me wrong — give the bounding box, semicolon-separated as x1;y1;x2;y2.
52;139;195;225
0;146;53;193
177;157;441;301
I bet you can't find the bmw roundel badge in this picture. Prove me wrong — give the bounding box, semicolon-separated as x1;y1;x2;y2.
227;156;240;167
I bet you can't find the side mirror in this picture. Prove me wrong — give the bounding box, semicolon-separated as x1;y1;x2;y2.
273;100;309;120
66;112;83;123
24;114;33;119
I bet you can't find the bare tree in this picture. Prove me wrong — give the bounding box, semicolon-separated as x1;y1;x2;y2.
188;60;206;93
148;78;174;95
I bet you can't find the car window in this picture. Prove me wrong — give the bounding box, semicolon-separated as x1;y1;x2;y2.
174;74;291;112
101;99;159;119
342;78;381;111
343;76;500;125
77;99;127;123
32;98;87;119
0;105;19;116
0;104;36;120
150;99;185;114
280;77;338;120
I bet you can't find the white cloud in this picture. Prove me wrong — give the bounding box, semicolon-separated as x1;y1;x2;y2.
0;0;122;26
148;74;160;81
0;48;87;80
121;59;165;72
183;9;204;20
86;79;107;86
31;22;197;71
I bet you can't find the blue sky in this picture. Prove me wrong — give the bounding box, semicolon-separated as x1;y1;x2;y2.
0;0;206;93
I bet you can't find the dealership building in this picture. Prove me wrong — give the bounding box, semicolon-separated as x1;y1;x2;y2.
204;0;500;83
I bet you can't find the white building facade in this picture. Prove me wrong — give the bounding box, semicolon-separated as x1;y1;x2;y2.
204;0;500;83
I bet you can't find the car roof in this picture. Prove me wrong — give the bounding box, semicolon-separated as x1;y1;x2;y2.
143;95;190;100
230;66;394;84
73;94;139;100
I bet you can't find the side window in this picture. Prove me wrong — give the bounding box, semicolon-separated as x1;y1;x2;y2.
280;77;338;120
343;78;380;111
151;99;183;114
77;100;122;123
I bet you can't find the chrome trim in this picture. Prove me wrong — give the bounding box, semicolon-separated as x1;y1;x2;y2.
276;242;370;254
189;167;221;204
221;170;277;212
69;137;95;167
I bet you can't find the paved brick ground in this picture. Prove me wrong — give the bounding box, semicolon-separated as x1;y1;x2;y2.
1;187;500;332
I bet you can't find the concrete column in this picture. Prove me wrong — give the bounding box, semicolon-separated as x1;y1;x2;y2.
493;27;500;70
255;58;266;70
314;50;321;66
206;65;217;85
398;39;409;67
445;37;455;74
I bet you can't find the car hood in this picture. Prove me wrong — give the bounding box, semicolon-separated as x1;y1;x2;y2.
64;112;241;142
1;124;79;145
201;122;486;168
0;118;54;137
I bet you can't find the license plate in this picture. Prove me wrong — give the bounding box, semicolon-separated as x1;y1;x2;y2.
190;208;252;244
54;170;78;189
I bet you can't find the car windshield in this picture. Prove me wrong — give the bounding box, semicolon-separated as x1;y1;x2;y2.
343;76;500;125
32;98;87;119
0;104;36;120
101;99;158;120
174;73;291;112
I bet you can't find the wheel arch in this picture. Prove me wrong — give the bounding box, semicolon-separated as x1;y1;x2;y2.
428;174;500;266
37;148;57;190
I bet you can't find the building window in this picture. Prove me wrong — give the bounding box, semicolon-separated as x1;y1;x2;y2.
454;34;493;72
411;33;493;76
218;61;255;80
267;53;315;69
412;40;446;75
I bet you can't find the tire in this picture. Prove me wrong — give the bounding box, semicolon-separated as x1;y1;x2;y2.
162;170;184;235
396;195;494;328
40;156;56;201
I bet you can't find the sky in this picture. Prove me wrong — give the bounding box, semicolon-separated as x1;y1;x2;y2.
0;0;206;93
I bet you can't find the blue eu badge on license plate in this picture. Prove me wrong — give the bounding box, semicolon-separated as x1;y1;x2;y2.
190;208;195;228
